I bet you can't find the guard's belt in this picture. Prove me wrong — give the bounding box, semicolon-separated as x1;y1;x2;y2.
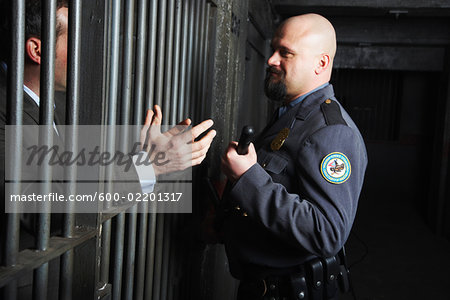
238;250;351;300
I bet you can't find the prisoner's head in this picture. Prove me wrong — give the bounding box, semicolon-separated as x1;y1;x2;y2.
0;0;69;91
264;14;336;103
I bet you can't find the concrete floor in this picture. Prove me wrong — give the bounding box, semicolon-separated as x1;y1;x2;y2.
342;187;450;300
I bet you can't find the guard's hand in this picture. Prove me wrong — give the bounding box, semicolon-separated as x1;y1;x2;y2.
140;105;216;176
221;141;257;183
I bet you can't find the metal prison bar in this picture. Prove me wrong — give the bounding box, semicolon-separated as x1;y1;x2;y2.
59;0;82;298
1;0;221;299
3;0;25;299
34;0;57;299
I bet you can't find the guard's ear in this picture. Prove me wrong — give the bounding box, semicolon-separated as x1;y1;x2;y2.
25;37;41;64
315;53;330;75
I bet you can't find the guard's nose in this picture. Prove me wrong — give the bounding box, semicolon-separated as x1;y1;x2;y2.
267;51;280;67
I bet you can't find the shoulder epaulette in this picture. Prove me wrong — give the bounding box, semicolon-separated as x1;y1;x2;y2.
320;99;347;126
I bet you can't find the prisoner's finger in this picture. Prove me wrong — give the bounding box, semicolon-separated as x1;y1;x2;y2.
152;105;163;125
148;105;163;139
191;129;216;153
140;109;154;149
190;119;214;140
164;118;191;138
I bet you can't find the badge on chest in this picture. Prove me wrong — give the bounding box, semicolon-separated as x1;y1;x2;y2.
270;128;290;151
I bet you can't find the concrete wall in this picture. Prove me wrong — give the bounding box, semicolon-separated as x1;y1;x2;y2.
196;1;275;299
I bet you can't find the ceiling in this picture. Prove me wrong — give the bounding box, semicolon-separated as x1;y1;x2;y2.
270;0;450;19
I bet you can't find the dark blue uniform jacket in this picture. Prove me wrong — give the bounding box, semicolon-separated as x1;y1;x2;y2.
222;84;368;280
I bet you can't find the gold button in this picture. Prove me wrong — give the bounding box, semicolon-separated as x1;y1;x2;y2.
235;206;240;210
325;99;332;104
243;212;248;217
262;163;267;168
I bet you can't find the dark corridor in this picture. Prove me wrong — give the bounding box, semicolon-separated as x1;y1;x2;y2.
332;69;438;213
332;70;450;299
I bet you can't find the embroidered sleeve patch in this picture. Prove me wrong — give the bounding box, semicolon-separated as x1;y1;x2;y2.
320;152;351;184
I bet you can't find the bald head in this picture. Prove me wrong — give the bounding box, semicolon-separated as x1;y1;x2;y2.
265;14;337;102
278;14;336;62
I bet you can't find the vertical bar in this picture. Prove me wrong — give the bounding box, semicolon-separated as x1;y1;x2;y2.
134;202;148;300
170;0;183;124
3;0;25;299
133;0;149;136
162;0;175;122
38;0;57;125
100;220;112;284
120;0;135;127
154;0;167;108
191;0;203;122
166;215;178;300
101;0;122;286
159;214;172;300
177;0;189;121
112;213;125;300
151;214;165;300
118;1;137;298
144;0;158;110
143;213;157;300
63;0;81;228
100;0;112;282
132;0;150;294
199;2;210;120
189;0;200;122
173;215;185;299
65;0;82;128
34;0;57;299
185;0;195;119
105;0;121;184
123;206;138;300
142;3;160;295
174;214;186;299
102;0;113;114
195;0;206;121
59;0;82;299
167;214;181;300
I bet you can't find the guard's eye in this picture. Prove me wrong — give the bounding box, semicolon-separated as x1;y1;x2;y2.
279;49;292;58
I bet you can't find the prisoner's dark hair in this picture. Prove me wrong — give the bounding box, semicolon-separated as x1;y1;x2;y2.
0;0;69;62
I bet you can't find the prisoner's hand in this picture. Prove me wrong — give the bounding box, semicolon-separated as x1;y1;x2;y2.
140;105;191;150
221;142;257;183
141;106;216;175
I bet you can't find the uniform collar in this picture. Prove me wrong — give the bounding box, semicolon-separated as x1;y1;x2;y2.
258;84;335;142
295;84;335;120
278;83;330;118
289;83;329;108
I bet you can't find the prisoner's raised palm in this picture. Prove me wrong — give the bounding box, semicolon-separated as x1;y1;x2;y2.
141;105;216;176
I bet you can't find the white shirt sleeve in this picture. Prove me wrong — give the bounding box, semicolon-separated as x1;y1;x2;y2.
132;151;156;193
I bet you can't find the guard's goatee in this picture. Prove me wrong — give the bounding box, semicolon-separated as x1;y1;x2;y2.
264;67;287;102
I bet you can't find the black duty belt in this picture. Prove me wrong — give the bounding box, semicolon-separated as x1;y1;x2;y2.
238;251;350;300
